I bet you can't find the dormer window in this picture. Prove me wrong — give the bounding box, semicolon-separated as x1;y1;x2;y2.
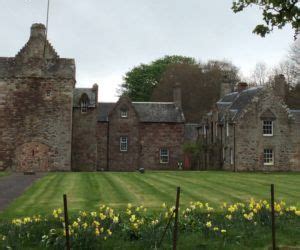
81;100;88;113
263;120;273;136
80;93;89;113
120;109;128;118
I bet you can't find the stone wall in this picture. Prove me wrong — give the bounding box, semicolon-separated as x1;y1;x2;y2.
139;123;184;170
72;107;97;171
108;97;140;171
0;77;74;172
218;90;300;171
96;122;108;170
0;23;75;172
234;91;300;171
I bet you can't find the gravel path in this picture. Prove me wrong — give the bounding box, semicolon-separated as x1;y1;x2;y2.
0;173;44;211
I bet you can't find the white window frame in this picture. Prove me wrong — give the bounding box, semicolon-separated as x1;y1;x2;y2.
160;148;169;164
263;149;274;165
120;136;128;152
81;100;88;113
263;120;273;136
120;109;128;118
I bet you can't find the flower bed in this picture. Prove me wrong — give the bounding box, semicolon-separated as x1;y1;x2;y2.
0;199;299;249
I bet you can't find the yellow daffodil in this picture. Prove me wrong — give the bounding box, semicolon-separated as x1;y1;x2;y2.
206;221;212;228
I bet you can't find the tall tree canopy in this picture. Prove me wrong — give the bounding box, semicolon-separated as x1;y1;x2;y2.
120;55;197;101
151;60;240;122
232;0;300;38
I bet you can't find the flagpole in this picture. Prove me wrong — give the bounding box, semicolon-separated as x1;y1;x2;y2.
43;0;50;58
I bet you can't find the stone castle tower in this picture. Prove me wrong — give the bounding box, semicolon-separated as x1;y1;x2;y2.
0;24;75;171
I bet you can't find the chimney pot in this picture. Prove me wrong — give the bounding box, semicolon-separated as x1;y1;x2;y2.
237;82;248;93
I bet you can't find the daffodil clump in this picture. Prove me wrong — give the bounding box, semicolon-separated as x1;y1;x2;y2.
0;199;299;249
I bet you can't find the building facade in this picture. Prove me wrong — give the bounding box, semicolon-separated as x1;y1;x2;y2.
0;24;75;172
201;79;300;171
0;24;189;172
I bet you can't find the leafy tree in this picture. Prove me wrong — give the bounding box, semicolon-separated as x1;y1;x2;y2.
120;55;197;101
151;60;240;122
232;0;300;38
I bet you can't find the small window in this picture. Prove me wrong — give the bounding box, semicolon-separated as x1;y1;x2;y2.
81;100;88;113
226;122;229;137
120;136;128;152
160;148;169;164
120;109;128;118
263;120;273;136
46;90;52;97
230;149;233;165
264;149;274;165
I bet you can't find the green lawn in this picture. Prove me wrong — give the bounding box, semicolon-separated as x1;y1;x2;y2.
1;171;300;219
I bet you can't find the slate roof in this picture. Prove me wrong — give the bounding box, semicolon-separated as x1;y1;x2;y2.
216;87;263;121
97;103;114;121
97;102;185;123
73;88;97;108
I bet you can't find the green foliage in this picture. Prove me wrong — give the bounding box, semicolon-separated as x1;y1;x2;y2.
232;0;300;38
183;141;203;158
121;55;197;101
0;201;299;249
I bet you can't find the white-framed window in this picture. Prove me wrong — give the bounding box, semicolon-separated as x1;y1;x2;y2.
264;149;274;165
263;120;273;136
120;109;128;118
160;148;169;164
120;136;128;152
81;100;88;113
226;122;229;137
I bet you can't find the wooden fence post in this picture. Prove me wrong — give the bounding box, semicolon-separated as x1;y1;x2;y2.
63;194;71;250
173;187;181;250
271;184;276;250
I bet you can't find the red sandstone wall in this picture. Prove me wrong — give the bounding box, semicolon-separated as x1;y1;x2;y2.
0;77;74;172
139;123;184;170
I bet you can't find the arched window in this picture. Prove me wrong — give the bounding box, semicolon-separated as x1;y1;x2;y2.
80;94;89;113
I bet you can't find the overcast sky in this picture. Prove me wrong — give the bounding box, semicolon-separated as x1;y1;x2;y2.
0;0;295;101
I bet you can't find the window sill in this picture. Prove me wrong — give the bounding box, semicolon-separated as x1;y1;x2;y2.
263;134;273;137
264;163;274;166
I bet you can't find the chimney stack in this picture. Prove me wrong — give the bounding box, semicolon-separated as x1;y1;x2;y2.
93;83;99;104
273;74;286;99
220;72;234;97
173;82;182;109
237;82;248;93
30;23;46;39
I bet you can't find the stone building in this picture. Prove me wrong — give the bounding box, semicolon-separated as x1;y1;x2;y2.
96;96;185;171
0;24;75;172
201;78;300;171
0;24;189;172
